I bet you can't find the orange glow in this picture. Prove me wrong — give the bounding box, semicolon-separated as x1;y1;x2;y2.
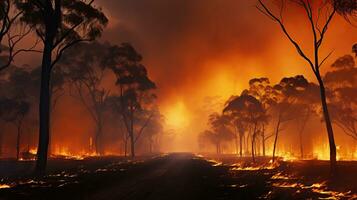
164;101;190;130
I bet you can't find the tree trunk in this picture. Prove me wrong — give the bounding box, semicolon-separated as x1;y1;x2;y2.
234;134;239;155
0;133;2;157
16;124;21;160
36;38;53;174
124;137;128;157
262;125;266;157
316;75;337;175
95;122;103;155
272;116;281;162
239;133;243;157
298;110;309;159
129;105;135;158
251;123;257;162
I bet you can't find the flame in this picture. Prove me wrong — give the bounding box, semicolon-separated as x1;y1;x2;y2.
0;184;11;189
51;147;98;160
230;162;278;171
29;148;37;155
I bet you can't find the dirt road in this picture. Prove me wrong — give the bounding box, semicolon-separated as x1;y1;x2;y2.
0;153;355;200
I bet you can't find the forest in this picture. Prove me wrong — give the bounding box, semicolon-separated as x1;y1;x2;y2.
0;0;356;200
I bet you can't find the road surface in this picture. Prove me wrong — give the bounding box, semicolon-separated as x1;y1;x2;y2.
0;153;355;200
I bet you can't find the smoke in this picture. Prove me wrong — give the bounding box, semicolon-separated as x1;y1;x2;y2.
91;0;357;152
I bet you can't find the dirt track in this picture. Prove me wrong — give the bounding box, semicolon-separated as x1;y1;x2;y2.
0;153;356;200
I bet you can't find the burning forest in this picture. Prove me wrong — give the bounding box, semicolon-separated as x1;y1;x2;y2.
0;0;356;199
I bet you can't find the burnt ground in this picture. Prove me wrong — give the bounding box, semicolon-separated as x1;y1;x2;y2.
0;153;356;200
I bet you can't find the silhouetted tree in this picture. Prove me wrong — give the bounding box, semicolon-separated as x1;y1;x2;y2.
325;54;357;140
292;82;320;159
109;44;157;157
270;75;310;161
256;0;357;174
60;42;113;155
0;0;39;70
224;94;267;162
0;98;29;160
15;0;108;173
205;113;234;154
243;78;275;156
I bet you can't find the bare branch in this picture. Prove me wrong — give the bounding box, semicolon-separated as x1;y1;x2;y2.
257;0;316;74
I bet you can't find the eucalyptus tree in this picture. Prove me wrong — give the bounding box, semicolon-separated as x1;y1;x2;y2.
243;78;275;156
270;75;310;161
325;54;357;140
0;98;29;160
14;0;108;172
256;0;357;174
109;43;157;157
224;94;267;162
59;42;114;155
0;0;39;70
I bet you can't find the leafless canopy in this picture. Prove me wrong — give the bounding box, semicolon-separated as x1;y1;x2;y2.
256;0;338;75
0;0;40;71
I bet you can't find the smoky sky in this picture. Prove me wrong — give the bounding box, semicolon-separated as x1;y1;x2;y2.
97;0;282;100
96;1;356;106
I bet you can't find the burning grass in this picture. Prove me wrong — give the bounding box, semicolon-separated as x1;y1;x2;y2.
198;153;357;199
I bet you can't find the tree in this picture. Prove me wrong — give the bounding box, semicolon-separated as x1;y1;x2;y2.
0;98;29;160
223;96;248;156
61;42;112;155
224;94;267;162
203;113;234;154
15;0;108;173
325;54;357;140
270;75;310;161
109;44;157;157
256;0;356;174
292;82;320;159
140;108;163;154
0;0;39;70
243;78;275;156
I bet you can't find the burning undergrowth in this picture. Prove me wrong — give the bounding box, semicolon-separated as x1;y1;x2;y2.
0;155;161;192
198;154;357;199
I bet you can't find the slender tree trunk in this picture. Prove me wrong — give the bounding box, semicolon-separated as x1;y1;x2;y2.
124;138;127;157
130;105;135;158
95;125;101;155
16;124;21;160
316;75;337;174
251;123;257;162
299;110;309;159
239;133;243;157
234;134;239;155
272;116;281;162
262;125;266;157
36;37;54;173
0;132;3;158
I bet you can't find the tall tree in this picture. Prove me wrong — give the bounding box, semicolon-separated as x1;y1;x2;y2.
243;78;275;156
325;54;357;140
256;0;356;174
15;0;108;173
110;43;157;157
0;98;29;160
61;42;113;155
224;94;267;162
270;75;309;161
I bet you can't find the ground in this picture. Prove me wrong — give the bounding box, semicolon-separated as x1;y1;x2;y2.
0;153;356;200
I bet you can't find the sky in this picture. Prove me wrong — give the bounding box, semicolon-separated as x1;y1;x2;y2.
12;0;357;152
89;0;357;151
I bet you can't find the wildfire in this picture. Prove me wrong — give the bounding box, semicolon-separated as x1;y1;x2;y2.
51;147;98;160
230;162;278;171
0;184;11;189
29;148;37;155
